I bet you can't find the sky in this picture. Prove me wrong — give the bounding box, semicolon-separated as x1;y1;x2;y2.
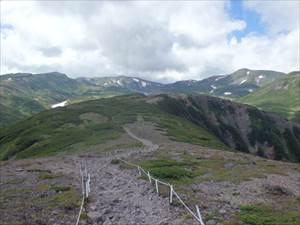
1;0;299;83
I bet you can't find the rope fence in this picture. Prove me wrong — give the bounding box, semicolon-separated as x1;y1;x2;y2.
118;158;205;225
75;163;91;225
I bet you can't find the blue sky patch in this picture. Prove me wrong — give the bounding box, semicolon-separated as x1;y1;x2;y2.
0;23;14;31
227;0;266;42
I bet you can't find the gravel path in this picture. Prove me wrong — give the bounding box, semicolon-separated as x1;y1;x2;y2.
79;127;190;225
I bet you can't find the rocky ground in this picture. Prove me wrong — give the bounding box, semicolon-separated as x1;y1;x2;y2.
1;121;300;225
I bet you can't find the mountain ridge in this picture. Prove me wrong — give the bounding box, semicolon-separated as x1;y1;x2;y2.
0;93;299;162
0;68;292;127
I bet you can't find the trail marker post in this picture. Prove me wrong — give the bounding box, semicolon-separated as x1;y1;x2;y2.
170;185;173;204
147;171;152;183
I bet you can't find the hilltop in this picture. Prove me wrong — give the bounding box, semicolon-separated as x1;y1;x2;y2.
239;71;300;123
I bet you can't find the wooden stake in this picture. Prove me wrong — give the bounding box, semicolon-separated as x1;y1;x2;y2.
169;185;173;204
147;171;151;183
155;179;159;194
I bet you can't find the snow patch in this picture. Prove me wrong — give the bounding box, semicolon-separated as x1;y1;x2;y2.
215;76;225;81
239;79;247;85
248;89;253;92
133;78;139;82
211;85;217;89
117;80;123;86
51;101;67;109
7;78;12;81
141;81;147;87
247;71;250;75
224;92;232;96
255;75;265;84
240;79;247;85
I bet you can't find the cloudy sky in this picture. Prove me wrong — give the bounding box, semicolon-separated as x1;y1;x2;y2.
1;0;299;82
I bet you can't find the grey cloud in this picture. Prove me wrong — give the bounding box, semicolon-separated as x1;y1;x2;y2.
2;1;298;82
92;14;186;73
36;1;106;17
38;46;62;57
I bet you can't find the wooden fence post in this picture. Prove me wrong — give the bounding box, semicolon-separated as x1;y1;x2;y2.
138;166;141;176
85;179;89;198
169;185;173;204
155;179;159;194
147;171;152;183
87;173;91;194
80;166;86;197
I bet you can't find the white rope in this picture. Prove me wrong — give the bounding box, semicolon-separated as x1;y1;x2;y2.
118;158;205;225
75;163;91;225
173;190;202;223
75;196;85;225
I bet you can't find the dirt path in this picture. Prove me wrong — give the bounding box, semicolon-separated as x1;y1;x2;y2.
80;127;189;225
124;127;159;152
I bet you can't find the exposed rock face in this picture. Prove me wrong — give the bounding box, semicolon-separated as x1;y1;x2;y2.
152;94;300;162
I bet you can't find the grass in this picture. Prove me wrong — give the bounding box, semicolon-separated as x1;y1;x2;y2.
147;114;229;150
35;169;62;180
239;72;300;123
0;94;228;160
47;188;80;210
140;158;197;184
33;183;80;210
237;204;300;225
49;184;71;192
111;159;120;164
138;152;293;186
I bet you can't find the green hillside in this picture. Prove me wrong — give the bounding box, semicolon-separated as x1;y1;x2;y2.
239;71;300;123
0;69;287;127
0;72;127;127
0;94;227;160
0;93;299;162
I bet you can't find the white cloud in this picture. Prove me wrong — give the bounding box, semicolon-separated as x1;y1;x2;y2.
244;0;300;33
0;1;299;82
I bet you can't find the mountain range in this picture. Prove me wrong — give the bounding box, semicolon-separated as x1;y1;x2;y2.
1;93;299;162
1;68;300;225
1;68;297;127
240;71;300;123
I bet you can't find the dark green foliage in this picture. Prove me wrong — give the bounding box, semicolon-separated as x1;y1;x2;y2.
239;204;300;225
141;159;196;182
219;123;249;153
283;128;300;161
111;159;120;164
248;108;287;160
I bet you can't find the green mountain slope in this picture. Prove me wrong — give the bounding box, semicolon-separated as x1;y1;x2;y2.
0;94;227;160
239;71;300;123
152;94;300;162
0;72;80;126
192;69;285;98
0;69;288;127
0;94;299;162
0;72;132;126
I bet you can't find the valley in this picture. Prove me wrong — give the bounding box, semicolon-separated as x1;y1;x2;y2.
1;70;299;225
2;2;299;225
1;122;299;225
